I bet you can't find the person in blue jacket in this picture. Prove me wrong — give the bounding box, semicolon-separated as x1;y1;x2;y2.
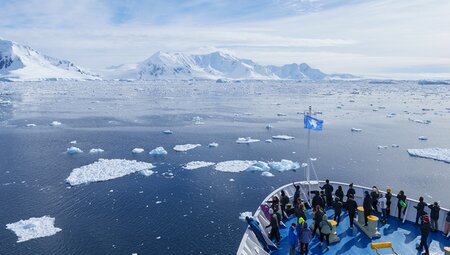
245;216;271;252
297;218;313;255
288;223;297;255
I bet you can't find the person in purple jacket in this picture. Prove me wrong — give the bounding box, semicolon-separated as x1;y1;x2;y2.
297;219;313;255
288;223;297;255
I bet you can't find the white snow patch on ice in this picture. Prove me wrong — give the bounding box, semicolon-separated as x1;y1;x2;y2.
183;161;215;170
272;135;295;140
89;148;104;154
268;160;300;172
236;137;260;144
173;144;201;152
65;146;83;155
407;148;450;163
132;148;144;154
6;216;61;243
215;160;257;172
149;146;168;155
66;159;155;185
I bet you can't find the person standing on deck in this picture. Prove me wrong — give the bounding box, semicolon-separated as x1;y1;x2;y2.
416;214;431;255
265;209;281;245
333;197;343;226
414;197;427;225
335;186;344;202
444;210;450;237
288;223;297;255
295;203;307;223
347;194;358;229
293;182;301;208
297;219;313;255
280;190;290;221
313;205;325;236
378;194;387;224
397;190;407;220
312;191;324;209
320;179;334;207
370;186;380;213
363;191;373;226
319;214;333;251
428;202;440;232
385;188;392;217
345;183;356;210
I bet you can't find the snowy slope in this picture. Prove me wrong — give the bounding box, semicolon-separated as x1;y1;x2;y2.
0;38;100;81
109;51;353;81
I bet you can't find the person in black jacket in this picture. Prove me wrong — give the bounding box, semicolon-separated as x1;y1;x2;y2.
280;190;290;221
416;214;431;255
345;183;356;210
293;182;300;208
444;210;450;236
266;209;281;245
428;202;440;232
385;188;392;217
335;186;344;202
414;197;427;225
312;191;324;209
347;194;358;229
295;203;307;222
333;197;343;225
313;205;324;236
363;191;372;226
320;179;334;207
397;190;407;220
370;186;380;213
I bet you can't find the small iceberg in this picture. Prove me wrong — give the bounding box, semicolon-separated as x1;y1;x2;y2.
208;142;219;147
89;148;104;154
65;147;83;155
6;216;62;243
50;121;62;126
407;148;450;163
215;160;257;172
272;135;295;140
377;145;388;149
183;161;215;170
418;136;428;141
277;113;287;116
246;161;270;172
132;148;144;154
236;137;260;144
163;130;173;134
261;172;274;177
173;144;201;152
265;139;273;143
66;159;155;186
268;160;300;172
149;147;168;155
192;116;204;125
140;169;154;176
408;118;431;124
351;128;362;132
26;124;36;127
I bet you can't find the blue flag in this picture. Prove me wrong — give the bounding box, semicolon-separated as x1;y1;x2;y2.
304;115;323;131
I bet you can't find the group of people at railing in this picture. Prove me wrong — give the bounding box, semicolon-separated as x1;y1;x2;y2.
262;180;450;255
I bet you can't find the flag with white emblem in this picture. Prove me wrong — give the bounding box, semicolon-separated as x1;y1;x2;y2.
304;115;323;131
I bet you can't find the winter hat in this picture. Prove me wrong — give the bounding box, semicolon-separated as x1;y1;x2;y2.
386;187;392;192
422;215;430;223
298;217;305;224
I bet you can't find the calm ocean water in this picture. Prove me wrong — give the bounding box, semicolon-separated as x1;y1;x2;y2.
0;80;449;254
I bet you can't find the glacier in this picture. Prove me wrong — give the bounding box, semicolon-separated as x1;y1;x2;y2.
66;159;156;185
6;216;62;243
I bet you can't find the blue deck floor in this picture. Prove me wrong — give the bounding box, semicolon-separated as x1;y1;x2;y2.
271;208;449;255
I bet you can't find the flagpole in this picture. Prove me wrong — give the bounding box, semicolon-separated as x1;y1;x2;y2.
306;106;311;183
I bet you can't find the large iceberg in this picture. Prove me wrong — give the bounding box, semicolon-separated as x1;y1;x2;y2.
6;216;61;243
268;160;300;172
407;148;450;163
173;144;201;152
183;161;215;170
66;159;155;185
149;146;168;155
215;160;257;172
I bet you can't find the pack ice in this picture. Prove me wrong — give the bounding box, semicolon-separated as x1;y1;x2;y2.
407;148;450;163
6;216;61;243
183;161;215;170
66;159;155;185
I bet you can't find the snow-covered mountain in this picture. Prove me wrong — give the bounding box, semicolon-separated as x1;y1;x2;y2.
108;51;354;81
0;38;100;81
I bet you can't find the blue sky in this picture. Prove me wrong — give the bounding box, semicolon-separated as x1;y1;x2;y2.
2;0;450;78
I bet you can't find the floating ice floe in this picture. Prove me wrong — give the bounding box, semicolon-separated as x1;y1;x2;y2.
208;142;219;147
408;118;431;124
69;140;77;144
418;136;428;141
6;216;61;243
66;159;155;185
268;160;300;172
261;172;275;177
351;128;362;132
239;211;253;221
149;146;168;155
236;137;260;144
377;145;388;149
229;178;235;182
65;147;83;155
173;144;201;152
140;169;154;176
407;148;450;163
265;139;273;143
272;135;295;140
246;161;270;172
192;116;204;125
132;148;144;154
277;113;287;116
163;130;173;134
89;148;104;154
26;124;36;127
215;160;257;172
183;161;215;170
50;121;62;126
